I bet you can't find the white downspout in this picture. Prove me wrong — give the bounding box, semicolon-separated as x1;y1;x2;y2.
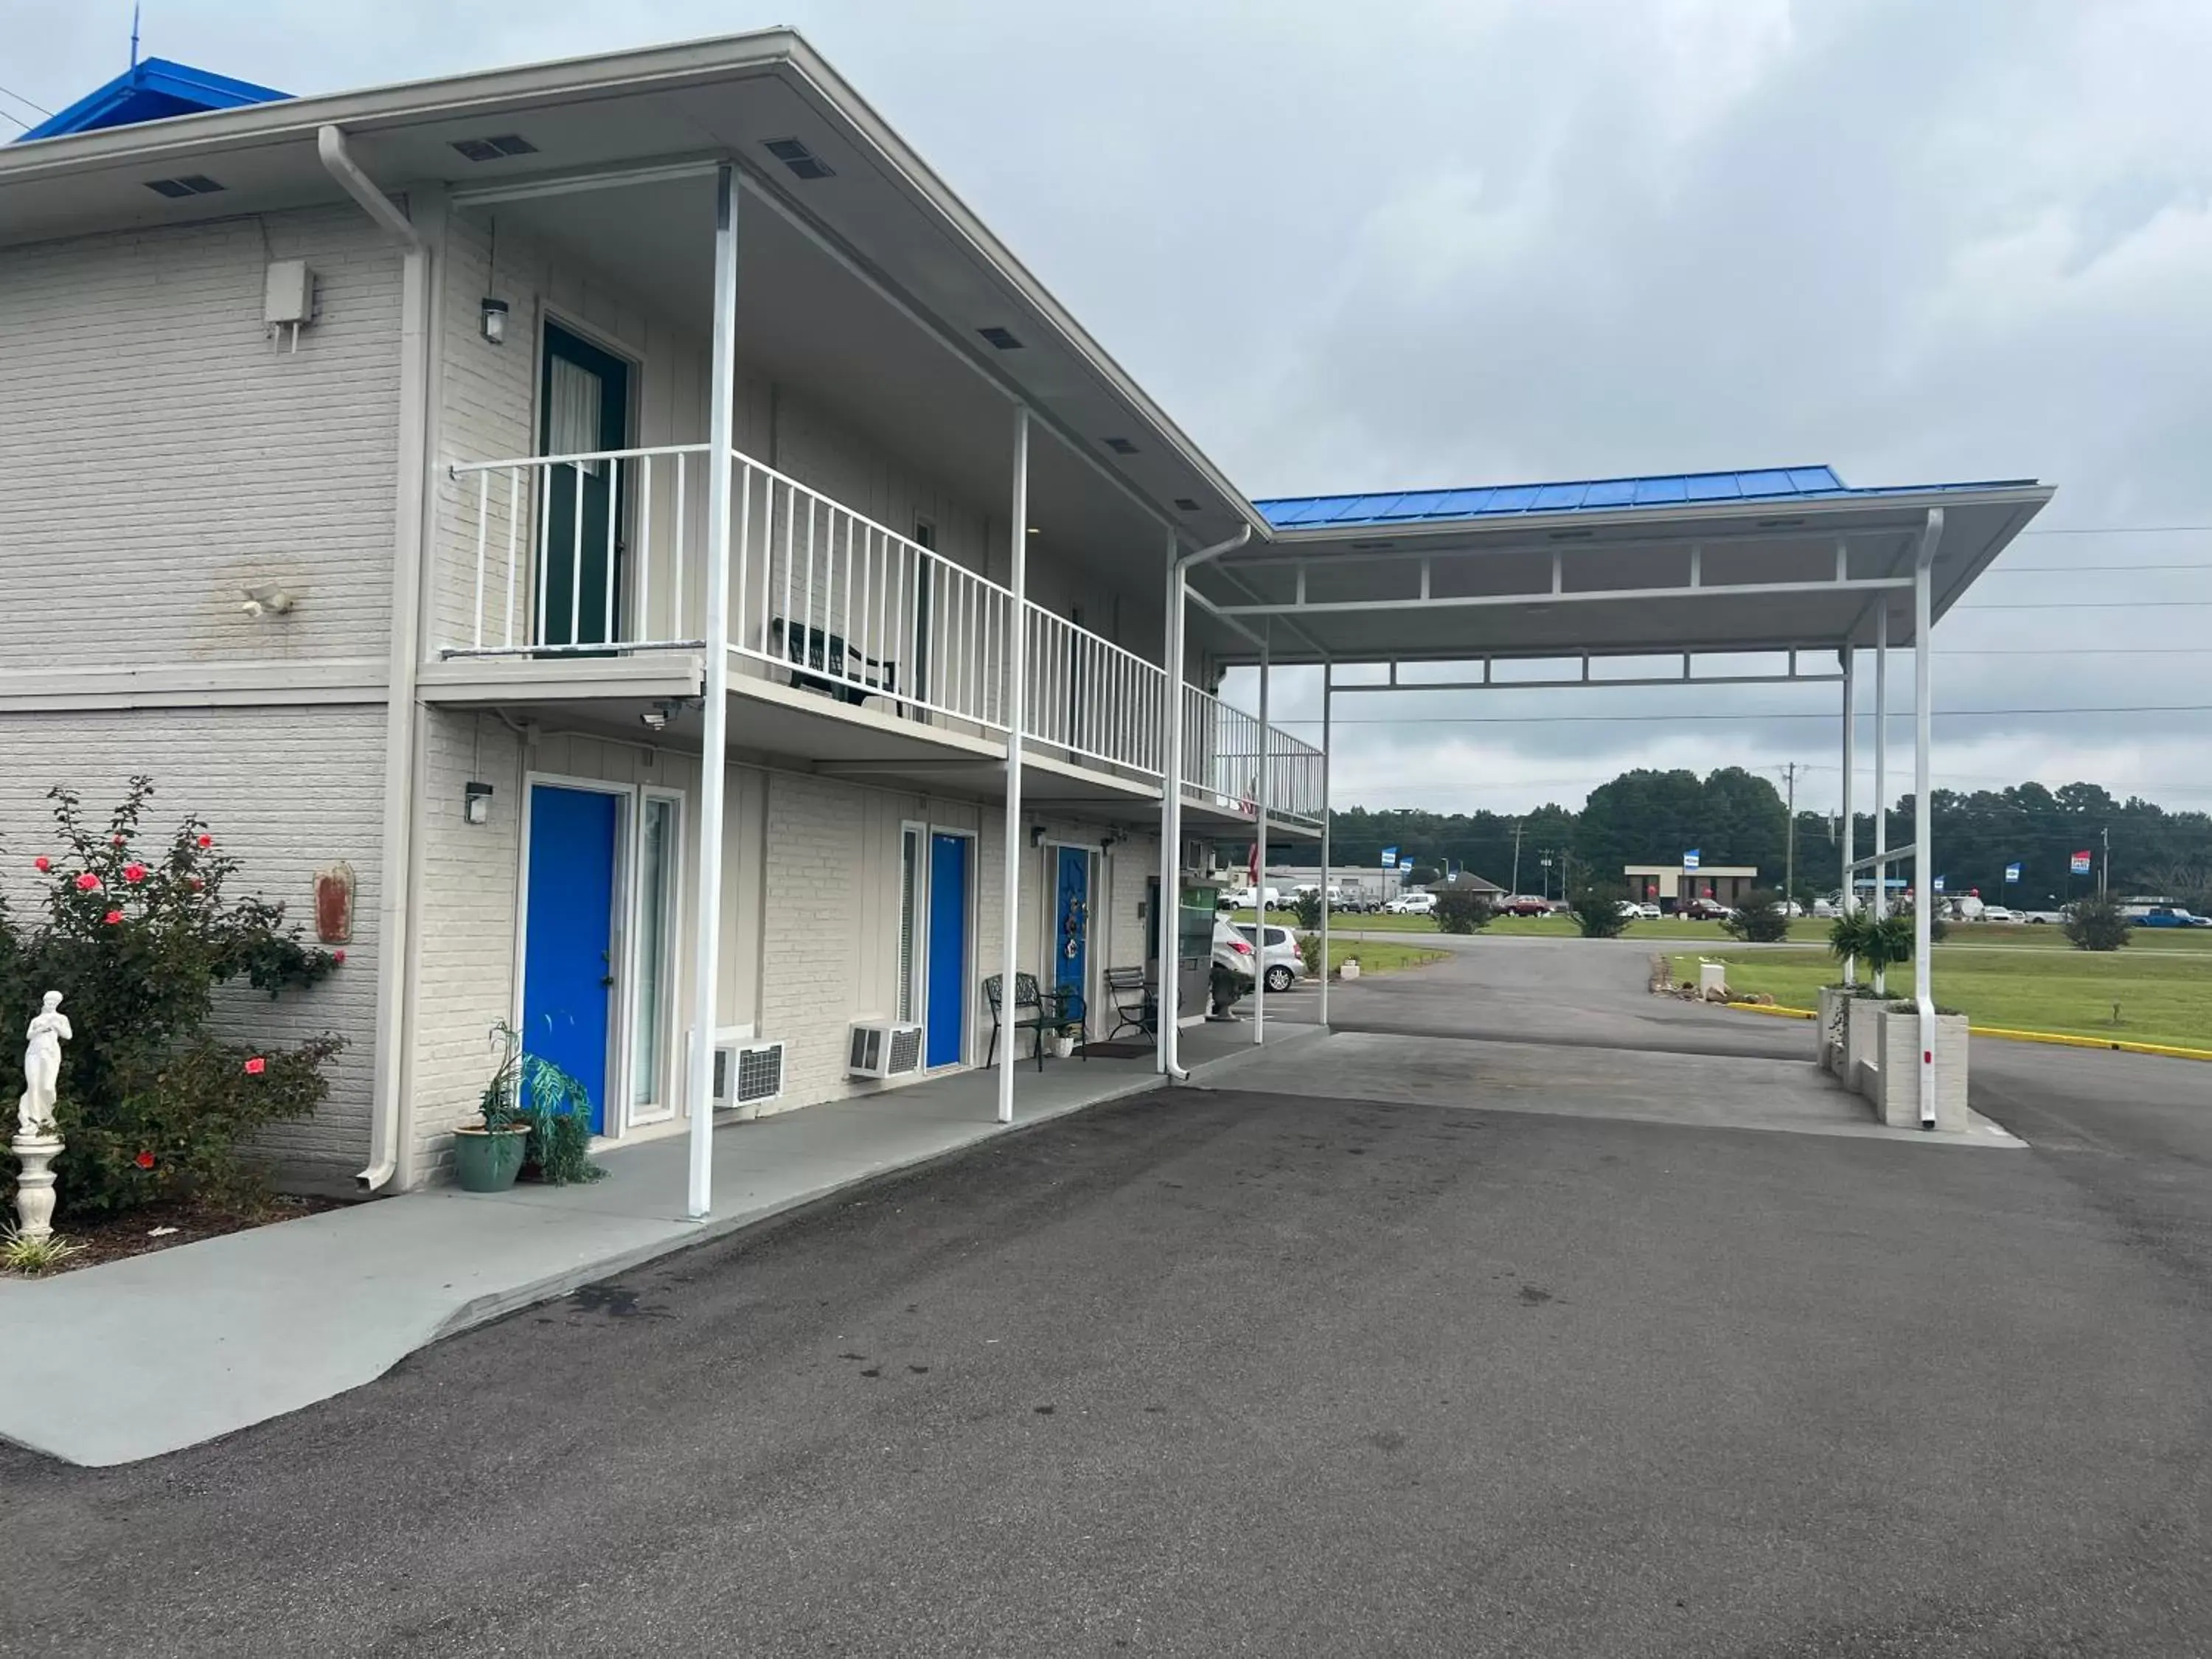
1872;601;1888;997
1318;665;1332;1026
320;125;430;1194
1839;640;1855;985
1913;507;1944;1127
1156;524;1253;1081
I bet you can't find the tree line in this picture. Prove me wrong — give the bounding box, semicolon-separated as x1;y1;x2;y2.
1267;769;2212;908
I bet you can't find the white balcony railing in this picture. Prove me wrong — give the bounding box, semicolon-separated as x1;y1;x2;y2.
1024;602;1166;777
731;456;1012;733
1180;684;1326;824
442;443;1321;815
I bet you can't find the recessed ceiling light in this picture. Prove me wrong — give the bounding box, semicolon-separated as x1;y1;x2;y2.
978;325;1023;351
1756;515;1806;529
1174;497;1201;512
1350;538;1396;551
144;174;226;198
1026;526;1040;535
1104;437;1138;456
762;137;835;181
1546;528;1595;540
450;134;537;163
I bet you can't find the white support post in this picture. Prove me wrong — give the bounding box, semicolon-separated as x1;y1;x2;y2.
1913;509;1944;1127
1158;532;1185;1078
1872;601;1888;996
1318;664;1332;1026
686;163;740;1220
997;405;1031;1126
1840;644;1856;985
1253;627;1270;1044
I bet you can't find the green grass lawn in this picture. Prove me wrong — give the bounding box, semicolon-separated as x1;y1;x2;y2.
1672;942;2212;1053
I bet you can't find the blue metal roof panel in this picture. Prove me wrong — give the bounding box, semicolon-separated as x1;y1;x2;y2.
1253;465;2039;531
17;58;289;142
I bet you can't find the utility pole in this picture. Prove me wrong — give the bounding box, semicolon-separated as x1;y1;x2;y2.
1782;762;1798;911
1510;821;1525;897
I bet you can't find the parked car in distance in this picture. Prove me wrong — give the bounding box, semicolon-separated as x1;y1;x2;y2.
1385;891;1437;916
1680;898;1735;921
2017;908;2064;924
1636;901;1662;919
1235;923;1307;992
1978;905;2017;922
2124;905;2202;928
1497;894;1551;917
1615;900;1646;920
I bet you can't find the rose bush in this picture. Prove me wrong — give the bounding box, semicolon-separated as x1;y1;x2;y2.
0;778;344;1217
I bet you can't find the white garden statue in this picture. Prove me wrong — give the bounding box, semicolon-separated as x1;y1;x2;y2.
18;990;69;1138
13;990;70;1241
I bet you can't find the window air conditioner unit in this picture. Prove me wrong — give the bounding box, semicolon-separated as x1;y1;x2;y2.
848;1020;925;1080
692;1026;785;1109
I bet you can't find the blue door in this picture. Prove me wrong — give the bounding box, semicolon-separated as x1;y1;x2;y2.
1054;846;1090;1004
524;784;619;1133
926;833;970;1068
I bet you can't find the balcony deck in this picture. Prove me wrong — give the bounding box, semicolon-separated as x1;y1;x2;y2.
425;442;1323;831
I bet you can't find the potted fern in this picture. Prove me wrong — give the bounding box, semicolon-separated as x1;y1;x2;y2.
453;1020;530;1192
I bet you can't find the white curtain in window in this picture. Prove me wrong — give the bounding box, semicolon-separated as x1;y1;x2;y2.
548;355;602;472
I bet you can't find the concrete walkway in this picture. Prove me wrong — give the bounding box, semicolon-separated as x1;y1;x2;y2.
0;1017;1323;1467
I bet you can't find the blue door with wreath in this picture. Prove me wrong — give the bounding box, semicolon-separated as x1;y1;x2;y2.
1054;846;1091;1009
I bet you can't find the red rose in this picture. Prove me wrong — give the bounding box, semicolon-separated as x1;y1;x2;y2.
32;856;49;872
332;950;347;965
123;863;147;883
74;872;100;891
134;1151;155;1170
189;877;204;890
111;835;126;847
244;1056;267;1076
104;910;123;925
197;835;212;849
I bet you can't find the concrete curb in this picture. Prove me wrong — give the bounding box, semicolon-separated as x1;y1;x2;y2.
1717;1000;2212;1061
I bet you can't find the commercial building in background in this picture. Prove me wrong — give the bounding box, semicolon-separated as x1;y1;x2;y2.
1625;864;1762;911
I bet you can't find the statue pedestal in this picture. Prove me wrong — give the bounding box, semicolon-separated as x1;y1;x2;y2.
10;1133;62;1240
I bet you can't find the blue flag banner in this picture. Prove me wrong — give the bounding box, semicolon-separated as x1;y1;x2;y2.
1683;849;1701;871
1380;847;1397;869
2005;863;2021;884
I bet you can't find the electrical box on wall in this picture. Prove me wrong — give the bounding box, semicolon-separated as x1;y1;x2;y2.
264;260;316;351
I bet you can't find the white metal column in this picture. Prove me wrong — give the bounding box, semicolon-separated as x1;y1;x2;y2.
686;162;740;1219
1839;644;1856;984
1872;602;1888;996
1252;627;1269;1044
1913;509;1944;1127
1318;666;1332;1026
1156;531;1184;1077
997;405;1031;1125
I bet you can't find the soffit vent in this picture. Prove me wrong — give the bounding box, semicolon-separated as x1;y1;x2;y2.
450;133;538;163
978;325;1023;350
1174;497;1202;512
1104;437;1139;456
144;174;225;198
763;137;835;180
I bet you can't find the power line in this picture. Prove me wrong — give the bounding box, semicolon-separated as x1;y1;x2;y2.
0;81;51;119
1954;600;2212;610
2020;525;2212;536
1988;562;2212;573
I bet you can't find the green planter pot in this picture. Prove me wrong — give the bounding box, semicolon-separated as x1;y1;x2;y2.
452;1125;530;1192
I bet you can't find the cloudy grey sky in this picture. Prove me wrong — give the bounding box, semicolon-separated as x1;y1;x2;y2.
8;0;2210;817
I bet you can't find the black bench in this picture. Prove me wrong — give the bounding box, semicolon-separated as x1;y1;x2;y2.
768;616;898;707
984;971;1087;1070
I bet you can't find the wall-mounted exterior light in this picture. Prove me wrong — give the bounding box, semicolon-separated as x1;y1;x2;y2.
479;297;509;345
463;781;494;824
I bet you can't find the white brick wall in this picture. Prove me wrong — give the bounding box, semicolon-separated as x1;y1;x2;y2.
0;207;403;670
0;706;385;1187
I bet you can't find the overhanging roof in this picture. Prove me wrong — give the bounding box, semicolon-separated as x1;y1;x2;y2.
15;58;288;142
0;32;1259;548
1200;475;2054;665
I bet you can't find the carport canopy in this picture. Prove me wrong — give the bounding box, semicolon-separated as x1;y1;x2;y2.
1186;463;2054;1132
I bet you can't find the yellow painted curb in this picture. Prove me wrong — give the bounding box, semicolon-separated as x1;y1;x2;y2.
1716;1001;2212;1060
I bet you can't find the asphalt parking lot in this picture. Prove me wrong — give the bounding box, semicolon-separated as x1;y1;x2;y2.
4;939;2210;1657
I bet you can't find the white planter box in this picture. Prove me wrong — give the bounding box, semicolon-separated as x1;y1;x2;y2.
1845;996;1885;1097
1874;1009;1971;1131
1817;985;1848;1074
1340;960;1361;981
